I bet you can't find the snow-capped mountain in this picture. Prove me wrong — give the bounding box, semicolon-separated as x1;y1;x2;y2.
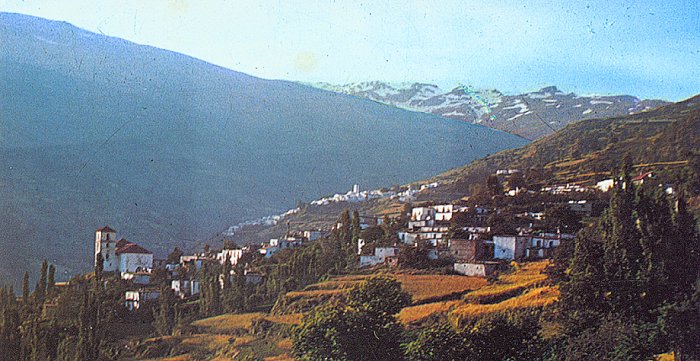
312;82;669;140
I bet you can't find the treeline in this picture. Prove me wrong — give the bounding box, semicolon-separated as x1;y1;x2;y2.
0;256;126;361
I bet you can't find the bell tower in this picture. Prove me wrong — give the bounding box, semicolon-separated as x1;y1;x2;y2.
95;226;118;272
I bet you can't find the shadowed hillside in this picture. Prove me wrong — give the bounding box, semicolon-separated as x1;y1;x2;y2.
0;13;528;287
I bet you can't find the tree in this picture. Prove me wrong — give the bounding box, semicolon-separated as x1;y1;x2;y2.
541;203;582;233
486;212;517;235
658;278;700;361
557;165;700;359
505;171;526;191
22;272;30;306
461;310;543;361
47;265;56;298
34;260;48;306
292;276;410;361
154;286;177;336
167;247;184;264
346;276;411;316
486;174;503;196
403;321;469;361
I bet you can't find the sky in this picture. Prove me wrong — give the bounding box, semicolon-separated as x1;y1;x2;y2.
1;0;699;100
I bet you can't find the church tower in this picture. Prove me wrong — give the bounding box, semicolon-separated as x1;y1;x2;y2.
95;226;118;272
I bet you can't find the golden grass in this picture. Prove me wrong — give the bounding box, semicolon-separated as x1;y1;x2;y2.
264;354;295;361
464;261;548;304
179;334;231;349
142;355;193;361
191;312;264;333
656;352;675;361
284;288;345;300
232;335;257;346
264;313;303;325
451;286;559;321
394;274;488;303
291;274;485;305
276;338;293;350
397;300;461;325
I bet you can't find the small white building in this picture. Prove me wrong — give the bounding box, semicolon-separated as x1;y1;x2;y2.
454;262;500;277
360;247;399;267
120;272;151;284
217;249;244;266
433;204;454;221
260;237;303;258
171;279;200;299
567;200;593;216
596;179;614;192
125;289;160;311
116;239;154;273
411;207;436;222
303;230;329;241
180;255;208;271
493;235;530;260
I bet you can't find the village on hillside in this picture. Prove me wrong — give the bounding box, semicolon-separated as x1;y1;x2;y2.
83;168;671;311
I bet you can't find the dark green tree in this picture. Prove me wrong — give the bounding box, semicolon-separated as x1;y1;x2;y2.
486;174;503;196
22;272;30;307
34;260;48;306
403;321;469;361
47;265;56;298
292;276;410;361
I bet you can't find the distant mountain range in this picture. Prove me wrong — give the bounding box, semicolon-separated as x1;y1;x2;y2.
0;13;528;288
312;82;669;139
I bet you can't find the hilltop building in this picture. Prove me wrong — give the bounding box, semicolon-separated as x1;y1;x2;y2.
94;226;153;275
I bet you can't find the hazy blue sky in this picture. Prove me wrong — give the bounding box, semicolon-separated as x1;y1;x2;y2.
2;0;699;100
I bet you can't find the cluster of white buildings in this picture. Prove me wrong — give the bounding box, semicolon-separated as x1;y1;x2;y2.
359;203;575;277
309;183;440;206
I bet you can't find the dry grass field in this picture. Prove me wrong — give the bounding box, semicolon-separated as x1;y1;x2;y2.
394;274;488;303
397;300;462;325
190;312;264;333
464;261;549;304
138;311;300;360
451;286;559;322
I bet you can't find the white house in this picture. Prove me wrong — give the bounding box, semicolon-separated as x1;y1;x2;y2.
596;179;614;192
217;249;244;266
171;279;200;299
360;247;399;267
94;226;153;274
125;289;160;311
567;200;593;216
116;239;154;273
433;204;454;221
260;237;303;258
303;230;329;241
454;262;500;277
493;235;530;260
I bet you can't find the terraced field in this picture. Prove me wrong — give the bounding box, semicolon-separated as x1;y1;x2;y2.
138;261;556;359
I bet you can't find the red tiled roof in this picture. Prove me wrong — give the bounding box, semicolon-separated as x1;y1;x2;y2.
116;242;152;255
632;172;652;181
632;172;653;181
97;226;116;233
116;238;129;248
